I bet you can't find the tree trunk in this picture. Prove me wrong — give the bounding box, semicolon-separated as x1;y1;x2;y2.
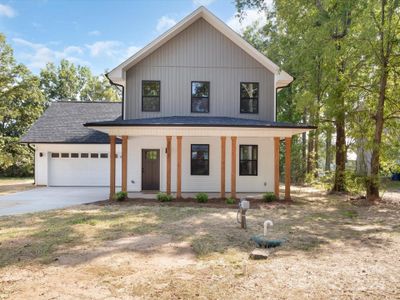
325;127;332;172
307;131;315;174
367;66;388;201
332;115;346;192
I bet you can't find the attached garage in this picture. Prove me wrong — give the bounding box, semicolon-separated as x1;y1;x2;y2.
20;102;122;187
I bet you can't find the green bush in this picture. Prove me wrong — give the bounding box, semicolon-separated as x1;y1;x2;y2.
196;192;208;203
263;192;277;202
225;197;236;205
156;192;173;202
114;191;127;201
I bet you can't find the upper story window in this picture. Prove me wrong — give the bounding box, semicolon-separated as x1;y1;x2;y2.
239;145;258;176
191;81;209;113
191;144;209;175
240;82;259;114
142;81;160;112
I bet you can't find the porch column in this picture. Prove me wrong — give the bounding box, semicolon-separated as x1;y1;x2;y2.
166;136;172;195
274;137;280;199
176;136;182;199
231;136;237;199
121;135;128;192
220;136;226;199
285;137;292;201
109;135;116;200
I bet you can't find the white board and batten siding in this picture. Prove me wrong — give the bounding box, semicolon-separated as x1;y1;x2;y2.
125;18;275;121
34;144;121;187
126;136;274;193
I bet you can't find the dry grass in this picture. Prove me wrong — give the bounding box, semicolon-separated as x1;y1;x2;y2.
0;186;399;299
0;178;34;196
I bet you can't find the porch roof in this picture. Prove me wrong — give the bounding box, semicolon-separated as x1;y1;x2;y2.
84;116;316;130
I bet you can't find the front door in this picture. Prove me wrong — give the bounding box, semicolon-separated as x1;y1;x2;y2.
142;149;160;190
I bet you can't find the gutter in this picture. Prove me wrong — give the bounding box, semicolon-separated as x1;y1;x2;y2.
105;73;125;120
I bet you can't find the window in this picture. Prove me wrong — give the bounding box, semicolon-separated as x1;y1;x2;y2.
191;81;209;113
240;82;259;113
91;153;99;158
71;153;79;158
191;144;209;175
142;80;160;111
239;145;258;176
146;150;158;160
61;153;69;158
81;153;89;158
51;153;59;158
100;153;108;158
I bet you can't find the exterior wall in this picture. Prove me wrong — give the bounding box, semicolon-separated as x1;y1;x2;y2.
126;136;275;193
34;144;121;186
125;18;275;121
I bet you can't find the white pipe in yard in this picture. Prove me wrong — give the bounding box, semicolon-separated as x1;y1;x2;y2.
264;220;273;236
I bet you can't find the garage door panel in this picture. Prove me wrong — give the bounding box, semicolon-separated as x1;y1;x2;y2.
49;154;120;187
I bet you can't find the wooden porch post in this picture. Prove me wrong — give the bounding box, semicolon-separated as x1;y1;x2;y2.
121;135;128;192
109;135;116;200
285;137;292;201
274;137;280;199
231;136;237;199
166;136;172;195
220;136;226;199
176;136;182;199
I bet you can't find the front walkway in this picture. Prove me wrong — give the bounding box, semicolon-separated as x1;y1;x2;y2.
0;187;108;216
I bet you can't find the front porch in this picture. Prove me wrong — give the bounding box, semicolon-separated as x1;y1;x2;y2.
84;116;315;200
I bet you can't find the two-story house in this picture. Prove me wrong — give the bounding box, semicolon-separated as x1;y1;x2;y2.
21;7;315;200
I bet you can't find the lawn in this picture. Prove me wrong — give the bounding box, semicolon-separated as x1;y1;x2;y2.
0;186;399;299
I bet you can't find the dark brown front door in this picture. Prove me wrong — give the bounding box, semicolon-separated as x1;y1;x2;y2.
142;149;160;190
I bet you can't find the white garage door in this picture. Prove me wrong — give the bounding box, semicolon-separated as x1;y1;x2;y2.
48;151;119;186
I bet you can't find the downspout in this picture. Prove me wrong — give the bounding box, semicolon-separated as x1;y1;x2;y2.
105;73;125;120
27;143;36;185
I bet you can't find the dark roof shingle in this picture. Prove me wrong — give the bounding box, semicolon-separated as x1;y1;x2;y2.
21;101;121;144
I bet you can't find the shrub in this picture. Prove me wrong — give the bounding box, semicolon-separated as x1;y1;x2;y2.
156;192;173;202
263;192;277;202
226;197;236;205
196;192;208;203
114;191;127;201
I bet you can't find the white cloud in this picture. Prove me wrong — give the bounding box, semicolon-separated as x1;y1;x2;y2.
0;4;16;18
85;40;122;57
226;8;267;34
88;30;101;36
193;0;215;6
156;16;177;33
12;38;88;69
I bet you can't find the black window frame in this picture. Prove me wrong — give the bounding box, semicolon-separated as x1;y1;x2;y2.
51;153;59;158
90;153;99;158
71;153;79;158
61;153;69;158
191;81;210;113
142;80;161;112
100;153;108;158
190;144;210;176
81;153;89;158
240;82;259;114
239;145;258;176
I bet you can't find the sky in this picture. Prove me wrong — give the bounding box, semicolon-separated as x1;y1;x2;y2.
0;0;267;75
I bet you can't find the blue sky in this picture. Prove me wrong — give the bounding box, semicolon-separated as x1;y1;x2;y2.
0;0;266;75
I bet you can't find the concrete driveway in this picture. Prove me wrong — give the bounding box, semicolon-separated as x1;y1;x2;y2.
0;187;108;216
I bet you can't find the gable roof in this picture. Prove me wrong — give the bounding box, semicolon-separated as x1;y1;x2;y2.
20;102;121;144
107;6;293;88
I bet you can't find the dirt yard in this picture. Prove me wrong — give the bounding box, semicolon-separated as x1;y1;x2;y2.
0;178;34;196
0;186;399;299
